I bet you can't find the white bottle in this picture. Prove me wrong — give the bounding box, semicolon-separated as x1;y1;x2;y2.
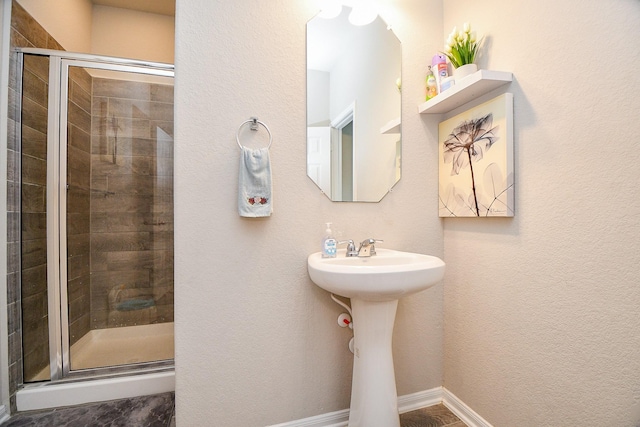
321;222;337;258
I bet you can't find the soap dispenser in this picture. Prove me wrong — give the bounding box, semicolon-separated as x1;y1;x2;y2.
321;222;337;258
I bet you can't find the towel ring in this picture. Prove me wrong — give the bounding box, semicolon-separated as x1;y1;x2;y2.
236;117;272;150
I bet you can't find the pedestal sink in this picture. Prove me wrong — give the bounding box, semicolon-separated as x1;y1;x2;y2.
307;248;445;427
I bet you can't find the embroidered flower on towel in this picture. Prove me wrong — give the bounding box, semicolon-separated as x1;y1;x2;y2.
248;197;268;205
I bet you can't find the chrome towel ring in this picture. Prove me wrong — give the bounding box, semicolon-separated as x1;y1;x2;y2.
236;117;272;150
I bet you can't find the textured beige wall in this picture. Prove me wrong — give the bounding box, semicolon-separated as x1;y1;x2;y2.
442;1;640;426
16;0;174;63
174;0;444;425
16;0;92;52
91;5;174;63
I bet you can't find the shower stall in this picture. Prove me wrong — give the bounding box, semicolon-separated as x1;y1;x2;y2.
15;48;174;408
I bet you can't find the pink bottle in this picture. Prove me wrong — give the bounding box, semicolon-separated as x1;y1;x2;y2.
432;54;448;93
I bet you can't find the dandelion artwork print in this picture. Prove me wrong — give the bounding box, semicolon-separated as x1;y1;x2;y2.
438;93;514;217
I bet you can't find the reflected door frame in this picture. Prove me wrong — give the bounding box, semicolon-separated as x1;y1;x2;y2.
331;102;356;201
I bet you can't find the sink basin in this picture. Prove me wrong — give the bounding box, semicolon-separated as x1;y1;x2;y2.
307;248;445;301
308;248;445;427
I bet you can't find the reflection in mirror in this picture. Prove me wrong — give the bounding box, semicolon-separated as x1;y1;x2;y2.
306;7;401;202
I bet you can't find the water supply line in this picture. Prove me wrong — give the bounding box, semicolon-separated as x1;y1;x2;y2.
331;294;354;353
331;293;351;317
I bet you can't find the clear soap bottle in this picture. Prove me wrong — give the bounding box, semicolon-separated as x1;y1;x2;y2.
321;222;337;258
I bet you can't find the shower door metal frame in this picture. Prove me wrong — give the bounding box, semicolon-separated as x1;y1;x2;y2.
18;48;174;381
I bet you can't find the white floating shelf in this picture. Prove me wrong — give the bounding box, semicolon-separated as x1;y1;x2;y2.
418;70;512;114
380;117;401;134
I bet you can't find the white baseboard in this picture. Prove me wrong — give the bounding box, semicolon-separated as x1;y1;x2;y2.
442;387;494;427
397;387;443;414
268;407;349;427
268;387;444;427
268;387;492;427
0;404;9;424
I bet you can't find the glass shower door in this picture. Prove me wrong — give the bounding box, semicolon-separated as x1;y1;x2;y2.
62;62;175;373
19;51;175;383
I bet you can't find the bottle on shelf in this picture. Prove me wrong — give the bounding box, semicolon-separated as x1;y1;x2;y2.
426;66;437;101
431;54;449;93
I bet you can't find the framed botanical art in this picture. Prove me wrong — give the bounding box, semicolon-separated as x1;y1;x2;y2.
438;93;514;217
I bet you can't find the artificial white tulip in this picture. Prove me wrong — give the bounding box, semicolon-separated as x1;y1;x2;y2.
447;35;455;47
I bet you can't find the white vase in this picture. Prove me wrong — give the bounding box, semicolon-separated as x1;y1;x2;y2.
453;63;478;83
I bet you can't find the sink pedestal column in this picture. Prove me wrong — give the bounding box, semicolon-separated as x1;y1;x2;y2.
348;298;400;427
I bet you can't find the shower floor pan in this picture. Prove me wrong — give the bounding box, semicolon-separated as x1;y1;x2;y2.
32;322;174;379
71;322;174;370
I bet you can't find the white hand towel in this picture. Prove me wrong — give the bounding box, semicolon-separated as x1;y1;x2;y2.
238;146;272;217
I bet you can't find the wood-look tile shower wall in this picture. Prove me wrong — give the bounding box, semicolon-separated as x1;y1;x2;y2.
17;39;93;382
66;66;93;347
89;78;174;329
19;53;52;383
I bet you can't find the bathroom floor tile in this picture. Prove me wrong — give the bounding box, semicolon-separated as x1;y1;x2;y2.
0;392;174;427
1;394;463;427
400;403;467;427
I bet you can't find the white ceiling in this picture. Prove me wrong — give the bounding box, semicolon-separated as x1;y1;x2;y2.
91;0;175;16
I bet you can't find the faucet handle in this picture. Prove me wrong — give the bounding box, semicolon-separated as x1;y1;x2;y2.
358;238;383;256
361;238;383;245
338;239;358;257
368;239;383;255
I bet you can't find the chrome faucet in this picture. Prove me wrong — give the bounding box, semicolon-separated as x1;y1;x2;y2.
356;238;383;257
339;238;383;257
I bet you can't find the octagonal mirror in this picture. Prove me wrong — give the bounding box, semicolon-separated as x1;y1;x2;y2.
306;6;401;202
